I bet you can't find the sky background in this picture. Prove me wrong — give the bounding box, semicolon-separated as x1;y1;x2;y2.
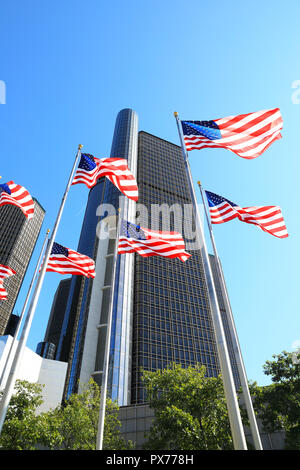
1;0;299;386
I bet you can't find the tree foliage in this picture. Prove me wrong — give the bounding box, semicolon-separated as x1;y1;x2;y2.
248;350;300;450
142;363;233;450
0;379;134;450
0;380;44;450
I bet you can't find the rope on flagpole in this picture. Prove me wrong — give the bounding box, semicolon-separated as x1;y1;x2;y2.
174;112;247;450
197;181;263;450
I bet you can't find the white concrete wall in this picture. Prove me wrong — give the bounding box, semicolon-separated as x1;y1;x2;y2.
37;357;68;413
0;335;67;414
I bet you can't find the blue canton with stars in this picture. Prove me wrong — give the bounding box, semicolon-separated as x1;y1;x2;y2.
181;120;222;140
0;183;11;195
121;220;146;240
51;242;69;257
205;191;237;208
78;153;97;171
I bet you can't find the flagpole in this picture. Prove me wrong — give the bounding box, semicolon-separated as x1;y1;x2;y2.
96;207;122;450
0;144;83;434
197;181;263;450
0;228;50;390
174;112;247;450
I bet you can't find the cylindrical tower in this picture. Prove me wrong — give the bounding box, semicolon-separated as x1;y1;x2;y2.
56;109;138;405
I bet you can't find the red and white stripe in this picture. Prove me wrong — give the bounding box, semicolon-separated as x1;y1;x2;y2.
0;181;35;219
118;227;191;262
183;108;283;159
72;157;138;201
209;200;288;239
0;264;16;299
72;157;100;188
46;247;96;278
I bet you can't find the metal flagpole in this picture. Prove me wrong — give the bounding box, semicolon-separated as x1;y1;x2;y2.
174;112;247;450
0;228;50;390
0;145;83;434
96;207;122;450
197;181;263;450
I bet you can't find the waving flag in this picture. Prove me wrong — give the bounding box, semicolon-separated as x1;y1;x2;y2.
46;242;96;278
0;181;35;219
206;190;288;239
0;265;16;299
181;108;283;159
118;220;191;262
72;153;138;201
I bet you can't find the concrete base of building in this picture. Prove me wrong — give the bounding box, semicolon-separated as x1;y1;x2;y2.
118;403;286;450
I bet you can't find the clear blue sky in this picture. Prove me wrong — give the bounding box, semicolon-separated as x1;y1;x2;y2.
1;0;299;386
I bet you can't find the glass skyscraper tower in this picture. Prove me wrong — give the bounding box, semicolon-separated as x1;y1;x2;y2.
45;108;239;405
54;109;138;404
131;130;222;403
0;198;45;335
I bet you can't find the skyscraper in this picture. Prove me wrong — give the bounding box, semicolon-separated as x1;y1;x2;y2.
0;198;45;335
130;130;222;403
54;109;138;404
36;277;72;360
44;108;239;405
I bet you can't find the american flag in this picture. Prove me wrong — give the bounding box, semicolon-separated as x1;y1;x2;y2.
0;264;16;300
46;242;96;278
206;190;288;239
118;220;191;262
72;153;138;201
181;108;283;159
0;181;35;219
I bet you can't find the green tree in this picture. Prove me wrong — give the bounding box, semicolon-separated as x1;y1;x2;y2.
0;378;134;450
249;350;300;450
0;380;45;450
40;379;134;450
142;363;233;450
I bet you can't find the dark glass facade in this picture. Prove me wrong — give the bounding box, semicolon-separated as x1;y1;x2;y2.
4;313;20;337
41;277;71;352
55;109;137;401
131;132;222;403
105;109;137;404
36;341;56;360
55;179;108;395
0;198;45;334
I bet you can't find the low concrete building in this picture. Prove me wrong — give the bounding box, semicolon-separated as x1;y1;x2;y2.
0;335;67;413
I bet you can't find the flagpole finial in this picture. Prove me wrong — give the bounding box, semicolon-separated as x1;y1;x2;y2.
197;181;201;186
174;112;178;117
78;144;83;150
46;228;50;234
